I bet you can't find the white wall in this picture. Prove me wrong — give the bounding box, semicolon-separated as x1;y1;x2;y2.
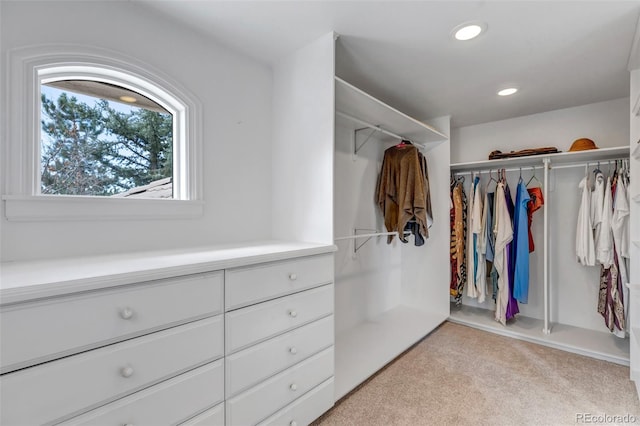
0;1;273;262
452;98;629;164
451;98;630;333
271;32;335;244
333;116;403;334
401;116;451;319
631;69;640;291
629;66;640;382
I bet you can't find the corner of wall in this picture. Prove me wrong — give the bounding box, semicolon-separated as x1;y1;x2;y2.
628;11;640;71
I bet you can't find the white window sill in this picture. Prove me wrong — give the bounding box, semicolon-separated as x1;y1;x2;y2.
2;195;204;221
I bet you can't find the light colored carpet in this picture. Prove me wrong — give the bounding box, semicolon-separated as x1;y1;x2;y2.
315;322;640;426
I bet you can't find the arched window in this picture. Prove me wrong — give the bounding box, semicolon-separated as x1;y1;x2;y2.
3;46;202;220
40;66;180;198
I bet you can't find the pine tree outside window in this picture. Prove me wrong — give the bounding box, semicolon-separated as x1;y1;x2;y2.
40;80;174;198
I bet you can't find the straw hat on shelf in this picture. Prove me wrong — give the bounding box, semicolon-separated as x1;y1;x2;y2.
569;138;598;152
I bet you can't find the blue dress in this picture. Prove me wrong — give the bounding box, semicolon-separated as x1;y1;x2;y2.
513;180;532;304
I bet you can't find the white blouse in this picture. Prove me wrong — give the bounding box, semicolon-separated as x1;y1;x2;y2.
591;171;605;256
473;184;486;303
466;179;477;298
596;176;614;268
493;182;513;325
576;175;595;266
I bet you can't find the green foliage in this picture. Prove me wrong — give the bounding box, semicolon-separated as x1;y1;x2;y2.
40;92;173;196
101;106;173;189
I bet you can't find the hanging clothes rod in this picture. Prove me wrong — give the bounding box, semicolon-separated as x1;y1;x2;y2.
335;231;406;241
336;229;413;254
453;165;545;176
453;157;629;175
549;158;628;170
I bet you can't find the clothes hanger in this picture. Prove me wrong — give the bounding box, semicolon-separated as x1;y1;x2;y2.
526;166;542;188
486;169;498;191
593;161;601;175
518;167;523;183
395;139;412;148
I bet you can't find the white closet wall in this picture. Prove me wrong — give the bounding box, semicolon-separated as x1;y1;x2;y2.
451;98;630;335
451;98;629;164
272;32;336;244
400;116;451;316
334;118;403;335
629;62;640;391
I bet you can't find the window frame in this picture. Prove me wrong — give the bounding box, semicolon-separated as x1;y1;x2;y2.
2;45;203;221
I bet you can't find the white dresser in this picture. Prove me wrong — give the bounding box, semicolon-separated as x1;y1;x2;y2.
0;242;336;426
224;255;335;426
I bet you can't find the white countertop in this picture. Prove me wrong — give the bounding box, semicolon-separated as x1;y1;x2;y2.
0;240;337;305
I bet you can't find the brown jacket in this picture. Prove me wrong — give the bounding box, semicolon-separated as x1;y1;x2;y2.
376;144;431;243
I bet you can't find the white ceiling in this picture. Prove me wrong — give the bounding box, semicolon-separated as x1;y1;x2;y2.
136;1;640;128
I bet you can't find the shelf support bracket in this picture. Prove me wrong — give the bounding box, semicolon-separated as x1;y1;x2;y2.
354;228;378;254
353;127;380;159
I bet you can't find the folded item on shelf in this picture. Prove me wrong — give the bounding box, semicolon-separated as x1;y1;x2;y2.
488;147;560;160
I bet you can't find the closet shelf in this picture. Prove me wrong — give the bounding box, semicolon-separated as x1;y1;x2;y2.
335;76;447;146
449;304;629;366
450;146;630;172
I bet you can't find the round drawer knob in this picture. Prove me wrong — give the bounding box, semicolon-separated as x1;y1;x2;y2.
289;346;297;354
289;273;297;281
120;366;134;378
290;421;298;426
123;424;134;426
289;383;298;391
288;310;298;318
120;307;134;320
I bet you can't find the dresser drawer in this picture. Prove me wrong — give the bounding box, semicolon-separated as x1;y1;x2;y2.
227;315;334;396
1;271;223;373
0;316;223;425
226;254;333;310
226;346;334;426
258;377;334;426
226;284;333;354
61;359;224;426
180;402;225;426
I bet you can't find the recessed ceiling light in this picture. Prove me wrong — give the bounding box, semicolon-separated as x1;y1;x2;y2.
452;22;486;41
498;88;518;96
119;95;137;103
